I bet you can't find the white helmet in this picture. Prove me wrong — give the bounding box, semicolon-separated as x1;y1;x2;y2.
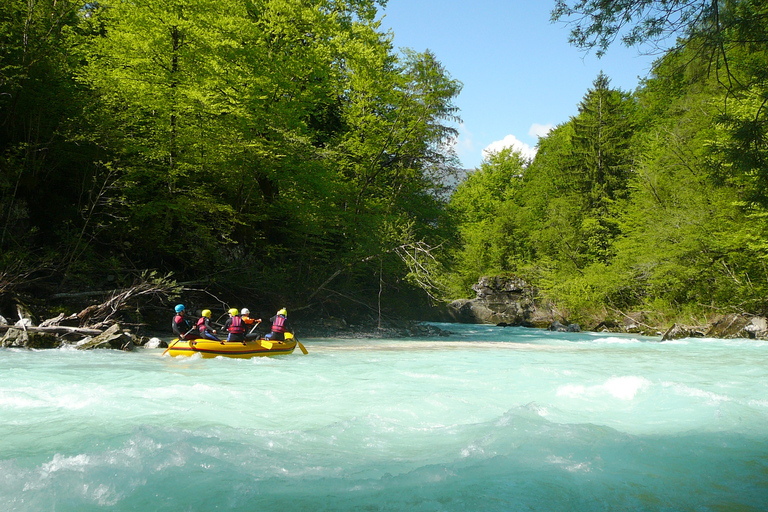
241;308;250;315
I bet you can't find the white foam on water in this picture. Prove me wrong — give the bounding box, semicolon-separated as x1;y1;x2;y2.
556;376;651;401
662;381;732;404
588;336;645;344
605;375;651;399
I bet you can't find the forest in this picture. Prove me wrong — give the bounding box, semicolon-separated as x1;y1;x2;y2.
1;0;768;330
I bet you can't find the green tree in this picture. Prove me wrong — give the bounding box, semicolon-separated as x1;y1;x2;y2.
568;72;636;263
551;0;733;58
0;0;94;264
518;123;584;272
447;147;528;294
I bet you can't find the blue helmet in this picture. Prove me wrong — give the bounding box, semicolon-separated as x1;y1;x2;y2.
175;304;185;313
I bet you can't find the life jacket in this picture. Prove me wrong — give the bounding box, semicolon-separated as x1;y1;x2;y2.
228;315;245;333
242;315;256;325
172;314;185;334
197;317;208;333
272;314;286;333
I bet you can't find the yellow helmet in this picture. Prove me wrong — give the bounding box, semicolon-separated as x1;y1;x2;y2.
229;308;239;316
277;308;287;317
202;309;212;318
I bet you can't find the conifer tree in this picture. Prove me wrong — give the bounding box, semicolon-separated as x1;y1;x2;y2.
568;72;636;263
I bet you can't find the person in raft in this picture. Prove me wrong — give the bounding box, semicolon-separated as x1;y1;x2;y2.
223;308;246;342
196;309;220;341
240;308;262;339
264;308;291;341
171;304;196;340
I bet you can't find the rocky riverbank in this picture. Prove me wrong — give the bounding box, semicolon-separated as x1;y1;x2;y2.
443;275;768;341
2;274;766;349
0;320;158;350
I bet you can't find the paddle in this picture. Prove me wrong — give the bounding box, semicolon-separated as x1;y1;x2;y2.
161;337;186;356
294;334;308;355
162;324;196;356
161;341;175;356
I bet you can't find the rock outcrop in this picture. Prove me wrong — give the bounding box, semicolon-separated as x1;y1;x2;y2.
446;276;768;341
705;314;768;339
1;327;61;348
446;276;556;327
657;314;768;341
0;321;139;349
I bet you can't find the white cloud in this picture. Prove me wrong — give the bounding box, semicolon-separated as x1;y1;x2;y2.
482;134;536;161
529;123;554;138
452;123;476;156
481;124;554;164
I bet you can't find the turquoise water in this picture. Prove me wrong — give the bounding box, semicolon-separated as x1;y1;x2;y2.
1;323;767;511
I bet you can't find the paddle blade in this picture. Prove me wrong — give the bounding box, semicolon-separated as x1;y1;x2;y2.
297;340;308;355
260;340;274;349
161;340;177;356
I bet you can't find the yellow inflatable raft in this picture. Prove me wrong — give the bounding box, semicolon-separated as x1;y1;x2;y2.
164;332;306;358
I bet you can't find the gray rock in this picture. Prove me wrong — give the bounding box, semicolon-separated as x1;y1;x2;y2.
1;327;60;348
1;328;24;347
447;276;553;326
14;318;33;328
143;337;167;349
662;323;706;341
706;314;768;339
548;321;567;332
76;323;133;350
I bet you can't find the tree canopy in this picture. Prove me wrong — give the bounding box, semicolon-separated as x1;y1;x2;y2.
445;0;768;324
0;0;460;321
3;0;768;329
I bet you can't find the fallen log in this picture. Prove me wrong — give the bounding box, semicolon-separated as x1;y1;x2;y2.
0;325;103;336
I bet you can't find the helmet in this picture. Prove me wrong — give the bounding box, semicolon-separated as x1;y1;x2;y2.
277;308;287;317
228;308;239;316
175;304;185;313
241;308;250;315
202;309;212;318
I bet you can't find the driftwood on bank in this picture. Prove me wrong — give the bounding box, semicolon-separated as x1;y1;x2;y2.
1;272;179;350
0;325;102;335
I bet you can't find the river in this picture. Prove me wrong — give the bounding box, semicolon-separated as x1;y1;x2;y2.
1;323;767;511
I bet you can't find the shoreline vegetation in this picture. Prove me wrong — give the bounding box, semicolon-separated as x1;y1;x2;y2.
3;2;768;336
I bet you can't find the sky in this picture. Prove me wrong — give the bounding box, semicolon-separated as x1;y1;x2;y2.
378;0;663;169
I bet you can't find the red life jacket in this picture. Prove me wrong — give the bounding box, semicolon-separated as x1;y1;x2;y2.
272;315;286;333
173;314;185;332
228;315;245;333
197;317;207;333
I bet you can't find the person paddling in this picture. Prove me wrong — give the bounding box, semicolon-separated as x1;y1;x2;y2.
197;309;220;341
241;308;262;339
171;304;196;340
223;308;246;342
264;308;291;341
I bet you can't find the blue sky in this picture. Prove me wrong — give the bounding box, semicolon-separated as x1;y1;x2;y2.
378;0;662;169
